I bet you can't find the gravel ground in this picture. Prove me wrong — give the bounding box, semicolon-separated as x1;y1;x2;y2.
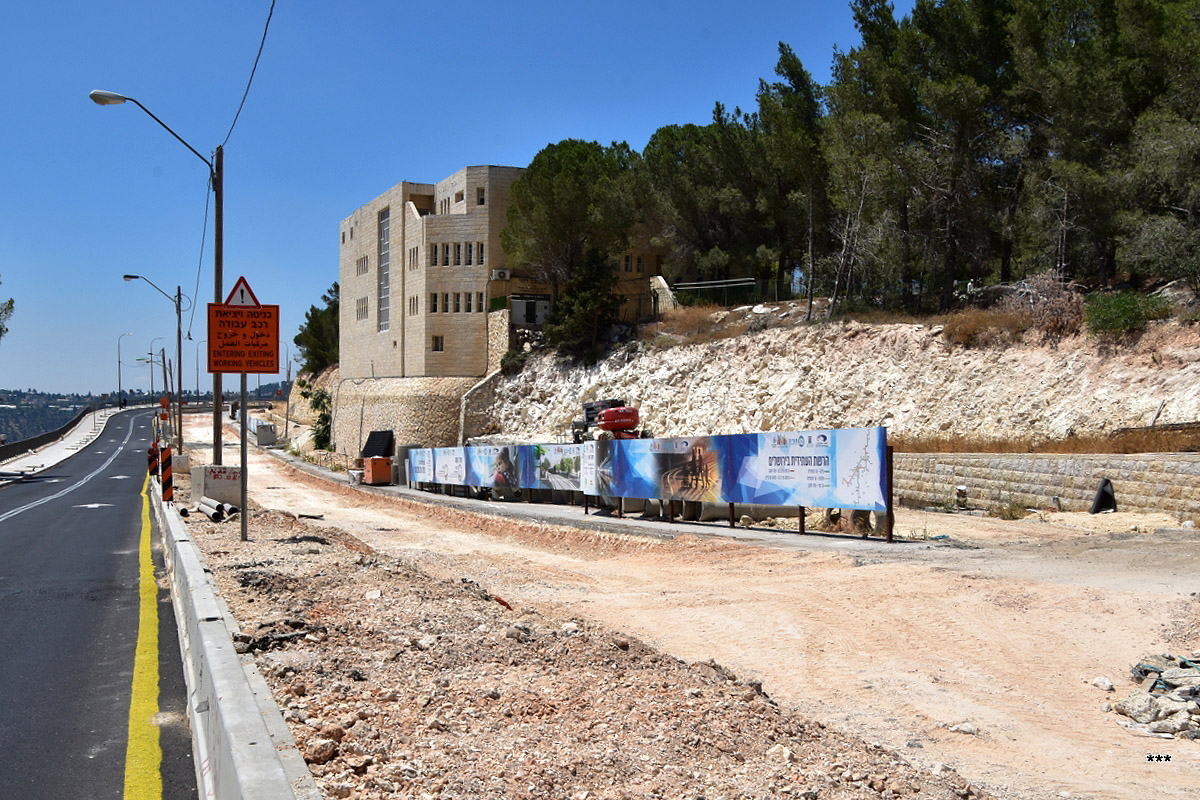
181;488;988;800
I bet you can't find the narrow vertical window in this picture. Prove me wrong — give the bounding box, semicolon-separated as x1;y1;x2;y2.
636;255;644;272
454;292;461;313
454;243;462;266
377;209;390;331
477;187;486;205
430;292;438;313
443;292;450;313
465;292;473;313
477;291;485;312
624;255;631;272
431;244;438;267
443;243;450;265
466;242;473;265
432;335;444;352
478;242;485;264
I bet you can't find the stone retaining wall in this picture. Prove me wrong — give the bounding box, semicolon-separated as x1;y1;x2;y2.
332;376;478;454
895;452;1200;518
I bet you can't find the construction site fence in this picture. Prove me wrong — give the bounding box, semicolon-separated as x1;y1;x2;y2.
408;427;888;512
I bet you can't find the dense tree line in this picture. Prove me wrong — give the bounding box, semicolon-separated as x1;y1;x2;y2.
505;0;1200;336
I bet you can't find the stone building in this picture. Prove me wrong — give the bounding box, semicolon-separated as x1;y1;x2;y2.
334;165;670;452
339;166;525;380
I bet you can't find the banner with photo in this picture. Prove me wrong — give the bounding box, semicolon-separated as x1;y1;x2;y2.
519;443;582;491
463;444;519;488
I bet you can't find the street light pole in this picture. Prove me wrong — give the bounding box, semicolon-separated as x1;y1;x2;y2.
117;332;133;408
92;89;224;464
125;275;185;449
149;336;163;398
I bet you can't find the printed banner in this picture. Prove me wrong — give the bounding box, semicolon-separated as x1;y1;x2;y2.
408;448;434;484
519;443;582;491
406;427;886;510
464;444;519;488
433;447;466;485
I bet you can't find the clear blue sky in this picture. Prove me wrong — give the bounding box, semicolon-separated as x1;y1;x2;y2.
0;0;913;395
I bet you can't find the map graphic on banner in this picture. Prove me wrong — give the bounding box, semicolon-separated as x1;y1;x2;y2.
411;427;887;511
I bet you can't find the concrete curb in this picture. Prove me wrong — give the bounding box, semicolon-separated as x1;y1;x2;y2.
151;482;321;800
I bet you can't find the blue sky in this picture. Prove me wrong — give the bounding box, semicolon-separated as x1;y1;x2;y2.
0;0;913;394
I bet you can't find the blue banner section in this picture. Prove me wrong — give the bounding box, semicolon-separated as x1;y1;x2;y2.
408;427;887;510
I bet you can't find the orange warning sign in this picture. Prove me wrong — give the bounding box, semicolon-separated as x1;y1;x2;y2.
207;276;279;374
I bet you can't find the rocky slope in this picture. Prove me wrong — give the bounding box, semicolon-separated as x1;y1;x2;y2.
480;308;1200;444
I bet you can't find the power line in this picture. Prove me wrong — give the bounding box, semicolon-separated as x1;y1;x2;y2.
221;0;276;148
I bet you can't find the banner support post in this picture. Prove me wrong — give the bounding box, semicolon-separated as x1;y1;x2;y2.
798;505;805;535
885;445;895;543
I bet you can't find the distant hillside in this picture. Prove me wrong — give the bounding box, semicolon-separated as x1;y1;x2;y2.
0;390;92;443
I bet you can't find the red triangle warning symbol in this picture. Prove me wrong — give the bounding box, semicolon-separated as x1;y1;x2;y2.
224;276;260;307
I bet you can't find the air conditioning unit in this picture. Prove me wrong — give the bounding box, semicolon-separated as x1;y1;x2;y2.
490;269;511;281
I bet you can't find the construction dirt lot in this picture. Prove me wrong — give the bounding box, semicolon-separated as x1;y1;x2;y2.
179;416;1199;800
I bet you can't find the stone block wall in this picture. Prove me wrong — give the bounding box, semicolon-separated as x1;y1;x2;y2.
332;376;478;455
894;452;1200;517
486;309;511;373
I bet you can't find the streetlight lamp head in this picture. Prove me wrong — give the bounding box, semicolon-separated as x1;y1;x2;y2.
89;89;129;106
123;274;140;281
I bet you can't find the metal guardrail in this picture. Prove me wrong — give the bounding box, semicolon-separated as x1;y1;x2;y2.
0;407;94;463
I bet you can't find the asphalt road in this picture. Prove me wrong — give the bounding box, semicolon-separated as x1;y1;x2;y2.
0;409;195;799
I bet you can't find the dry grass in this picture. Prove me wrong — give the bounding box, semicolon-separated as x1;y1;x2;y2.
891;427;1200;455
934;309;1031;347
640;304;750;347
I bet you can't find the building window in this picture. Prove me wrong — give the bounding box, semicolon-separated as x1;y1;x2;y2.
477;187;486;205
432;335;444;352
636;255;644;272
430;292;438;313
377;209;390;332
624;255;631;272
478;242;485;264
465;292;473;313
454;243;462;266
341;231;345;244
356;255;369;276
355;297;368;321
466;242;473;265
443;243;450;265
477;291;485;312
454;190;464;204
454;292;461;312
443;292;450;313
431;244;438;267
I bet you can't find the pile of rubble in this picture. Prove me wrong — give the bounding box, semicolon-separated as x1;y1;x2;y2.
186;507;995;800
1109;653;1200;738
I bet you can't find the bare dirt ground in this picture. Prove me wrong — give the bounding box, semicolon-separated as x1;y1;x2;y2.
182;417;1199;800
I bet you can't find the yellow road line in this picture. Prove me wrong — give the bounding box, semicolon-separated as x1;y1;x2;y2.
124;473;162;798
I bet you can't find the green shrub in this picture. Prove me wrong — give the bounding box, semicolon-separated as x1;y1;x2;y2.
1085;291;1170;337
500;348;528;375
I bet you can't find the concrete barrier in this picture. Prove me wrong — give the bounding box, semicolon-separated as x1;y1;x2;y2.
152;483;320;800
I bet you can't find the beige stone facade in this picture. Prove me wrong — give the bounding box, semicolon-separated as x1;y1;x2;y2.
340;167;524;380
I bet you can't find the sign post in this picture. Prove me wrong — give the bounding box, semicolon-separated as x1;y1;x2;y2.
208;276;279;541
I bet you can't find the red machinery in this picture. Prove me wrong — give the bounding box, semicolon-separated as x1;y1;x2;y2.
572;399;650;442
597;406;640;439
